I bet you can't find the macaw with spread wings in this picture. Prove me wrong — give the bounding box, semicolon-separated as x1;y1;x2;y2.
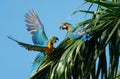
8;9;58;76
60;22;92;41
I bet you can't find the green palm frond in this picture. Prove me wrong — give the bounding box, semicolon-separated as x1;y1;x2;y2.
30;0;120;79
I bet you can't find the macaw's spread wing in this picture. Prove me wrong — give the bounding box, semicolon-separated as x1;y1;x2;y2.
8;36;47;52
25;9;48;45
18;42;47;52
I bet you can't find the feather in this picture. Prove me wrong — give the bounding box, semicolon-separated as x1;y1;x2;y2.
25;9;48;45
8;36;47;52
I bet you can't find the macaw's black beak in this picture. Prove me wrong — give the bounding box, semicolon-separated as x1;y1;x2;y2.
56;37;59;41
60;25;63;30
60;23;66;30
54;37;59;43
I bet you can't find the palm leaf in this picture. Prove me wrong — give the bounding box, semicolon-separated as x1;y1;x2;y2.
30;0;120;79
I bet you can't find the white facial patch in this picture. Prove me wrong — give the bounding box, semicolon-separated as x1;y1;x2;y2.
53;40;55;43
63;25;67;28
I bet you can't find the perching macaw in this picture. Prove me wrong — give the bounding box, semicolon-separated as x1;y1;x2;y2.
8;9;59;76
60;22;92;41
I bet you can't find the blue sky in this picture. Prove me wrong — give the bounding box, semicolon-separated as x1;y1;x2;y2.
0;0;90;79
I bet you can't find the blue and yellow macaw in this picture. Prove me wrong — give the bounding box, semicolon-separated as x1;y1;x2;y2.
60;22;92;41
8;9;59;76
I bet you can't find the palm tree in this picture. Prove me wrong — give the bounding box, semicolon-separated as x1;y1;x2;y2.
30;0;120;79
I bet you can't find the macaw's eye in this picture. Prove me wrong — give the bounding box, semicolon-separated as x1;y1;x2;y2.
54;37;59;43
51;37;59;44
60;25;67;30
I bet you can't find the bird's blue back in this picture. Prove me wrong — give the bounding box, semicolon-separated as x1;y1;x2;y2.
66;25;92;41
33;29;48;46
69;30;92;41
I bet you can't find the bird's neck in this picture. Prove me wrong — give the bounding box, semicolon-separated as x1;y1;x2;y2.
67;26;70;32
66;24;71;32
48;41;54;48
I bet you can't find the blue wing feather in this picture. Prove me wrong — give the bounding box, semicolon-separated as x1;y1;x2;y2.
25;9;48;76
9;9;49;76
8;36;46;75
80;34;92;41
25;9;48;45
31;53;44;76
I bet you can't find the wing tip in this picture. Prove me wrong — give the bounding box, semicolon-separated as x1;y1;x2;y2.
7;35;17;42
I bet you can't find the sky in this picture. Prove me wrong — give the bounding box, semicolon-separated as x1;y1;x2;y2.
0;0;113;79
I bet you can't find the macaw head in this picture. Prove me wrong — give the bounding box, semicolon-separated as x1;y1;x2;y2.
49;36;59;45
60;23;72;32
